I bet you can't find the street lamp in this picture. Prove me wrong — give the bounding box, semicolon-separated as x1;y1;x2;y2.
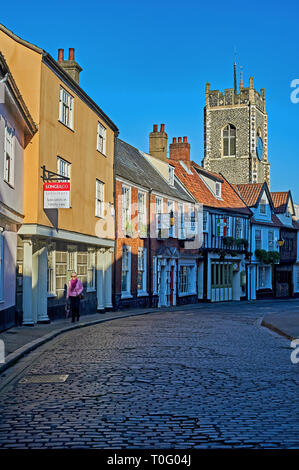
278;238;285;247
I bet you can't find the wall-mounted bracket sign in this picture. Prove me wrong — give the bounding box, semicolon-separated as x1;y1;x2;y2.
41;165;70;209
44;182;70;209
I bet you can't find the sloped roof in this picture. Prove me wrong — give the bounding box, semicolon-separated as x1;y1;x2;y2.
115;139;195;203
271;191;290;214
169;159;251;215
251;214;284;228
235;183;265;207
0;51;37;136
0;23;118;133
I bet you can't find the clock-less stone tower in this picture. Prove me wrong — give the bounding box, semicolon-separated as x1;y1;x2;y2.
202;70;270;186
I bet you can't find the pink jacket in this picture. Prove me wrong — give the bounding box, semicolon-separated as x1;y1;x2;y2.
67;278;83;299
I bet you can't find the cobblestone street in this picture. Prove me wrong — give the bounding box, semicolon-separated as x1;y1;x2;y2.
0;301;299;449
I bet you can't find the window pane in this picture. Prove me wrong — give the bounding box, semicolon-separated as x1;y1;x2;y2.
223;138;229;156
230;125;236;136
230;137;236;155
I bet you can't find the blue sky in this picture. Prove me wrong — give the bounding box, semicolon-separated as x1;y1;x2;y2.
2;0;299;201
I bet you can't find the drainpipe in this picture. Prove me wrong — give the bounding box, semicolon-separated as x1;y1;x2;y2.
148;188;153;307
249;217;253;300
113;135;118;311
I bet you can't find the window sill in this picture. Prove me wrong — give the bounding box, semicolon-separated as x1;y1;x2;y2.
121;293;133;299
137;291;149;297
47;293;57;298
96;149;107;158
58;120;74;132
4;179;14;190
86;288;96;293
178;291;196;298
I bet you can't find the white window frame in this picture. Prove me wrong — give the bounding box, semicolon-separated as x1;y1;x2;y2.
121;245;131;298
215;182;222;198
178;262;197;297
47;244;56;297
268;230;274;251
188;204;196;238
258;265;271;290
137;247;147;296
57;157;71;181
260;199;266;215
255;229;262;250
235;218;243;239
97;122;106;155
96;180;105;218
67;245;77;282
156;196;163;238
59;87;74;129
4;122;15;187
168;200;175;238
178;203;185;239
138;191;147;235
122;185;132;235
169;166;174;186
87;248;96;292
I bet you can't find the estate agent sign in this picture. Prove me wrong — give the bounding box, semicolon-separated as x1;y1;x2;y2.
44;182;70;209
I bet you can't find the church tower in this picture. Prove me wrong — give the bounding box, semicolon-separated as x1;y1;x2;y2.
202;66;270;186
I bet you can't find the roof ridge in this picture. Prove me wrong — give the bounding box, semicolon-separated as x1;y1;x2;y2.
0;23;44;54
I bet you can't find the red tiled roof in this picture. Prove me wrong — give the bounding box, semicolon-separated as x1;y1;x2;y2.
235;183;264;207
271;191;289;214
170;159;251;215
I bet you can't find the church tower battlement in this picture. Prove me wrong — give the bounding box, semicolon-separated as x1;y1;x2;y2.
202;68;270;187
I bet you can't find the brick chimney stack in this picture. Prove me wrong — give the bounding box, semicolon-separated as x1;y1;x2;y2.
169;136;190;164
149;123;168;161
57;47;82;84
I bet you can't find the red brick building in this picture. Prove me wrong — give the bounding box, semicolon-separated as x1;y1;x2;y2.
114;136;200;310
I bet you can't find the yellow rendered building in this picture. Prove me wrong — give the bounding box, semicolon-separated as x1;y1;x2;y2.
0;24;118;324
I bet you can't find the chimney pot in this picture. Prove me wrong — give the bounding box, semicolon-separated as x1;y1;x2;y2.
169;136;190;163
69;48;75;61
58;48;64;61
160;124;165;133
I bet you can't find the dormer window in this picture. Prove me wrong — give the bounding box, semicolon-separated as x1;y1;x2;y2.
169;166;174;185
215;182;221;198
260;199;266;214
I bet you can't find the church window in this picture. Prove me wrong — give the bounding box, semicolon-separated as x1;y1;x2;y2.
223;124;236;156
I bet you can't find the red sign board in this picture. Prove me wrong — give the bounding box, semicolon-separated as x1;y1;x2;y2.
44;182;70;209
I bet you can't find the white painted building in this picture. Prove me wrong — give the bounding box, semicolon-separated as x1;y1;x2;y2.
0;52;37;330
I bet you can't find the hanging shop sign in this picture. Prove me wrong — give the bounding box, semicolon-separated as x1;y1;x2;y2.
44;182;70;209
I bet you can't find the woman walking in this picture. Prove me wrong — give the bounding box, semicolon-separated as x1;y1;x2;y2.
66;271;83;322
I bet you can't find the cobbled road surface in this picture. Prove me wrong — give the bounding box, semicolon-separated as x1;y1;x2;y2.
0;301;299;449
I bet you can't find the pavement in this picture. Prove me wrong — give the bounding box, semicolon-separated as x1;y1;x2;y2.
0;300;298;375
